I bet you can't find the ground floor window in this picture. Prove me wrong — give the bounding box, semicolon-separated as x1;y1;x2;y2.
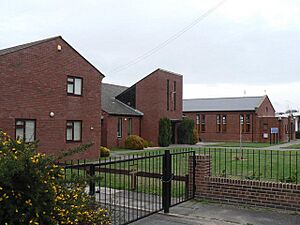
222;115;227;132
66;121;82;141
15;119;36;142
201;115;206;132
127;118;132;136
117;118;122;138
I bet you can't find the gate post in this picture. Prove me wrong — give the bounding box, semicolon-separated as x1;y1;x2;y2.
88;164;96;196
162;150;172;213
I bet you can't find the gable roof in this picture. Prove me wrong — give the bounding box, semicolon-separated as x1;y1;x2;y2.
102;83;143;116
183;96;266;112
0;36;105;77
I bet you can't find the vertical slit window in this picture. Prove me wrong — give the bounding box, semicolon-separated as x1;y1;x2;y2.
128;118;132;136
222;115;227;132
240;114;245;133
173;81;176;111
216;115;221;132
117;118;122;138
201;115;206;132
246;114;251;132
167;80;170;111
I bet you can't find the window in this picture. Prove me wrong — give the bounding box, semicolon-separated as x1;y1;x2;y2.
128;118;132;136
222;115;227;132
15;119;36;142
67;76;82;96
246;114;251;132
201;114;206;132
196;114;200;134
66;121;82;141
117;117;122;138
240;114;245;133
167;80;170;111
216;115;221;132
173;81;177;111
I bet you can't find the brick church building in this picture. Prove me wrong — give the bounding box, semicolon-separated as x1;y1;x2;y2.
183;96;295;143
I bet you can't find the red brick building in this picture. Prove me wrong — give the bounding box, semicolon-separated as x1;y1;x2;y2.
0;36;104;159
101;69;183;148
183;96;295;143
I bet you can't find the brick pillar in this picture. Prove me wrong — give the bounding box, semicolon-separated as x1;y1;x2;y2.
189;154;211;197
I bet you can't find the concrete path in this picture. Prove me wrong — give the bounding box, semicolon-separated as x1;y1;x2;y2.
132;200;300;225
262;139;300;150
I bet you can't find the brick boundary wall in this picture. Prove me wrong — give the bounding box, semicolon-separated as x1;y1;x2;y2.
189;154;300;211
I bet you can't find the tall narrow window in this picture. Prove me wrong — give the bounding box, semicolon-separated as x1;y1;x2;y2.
117;117;122;138
167;80;170;111
173;81;177;111
216;115;221;132
201;115;206;132
222;115;227;132
196;114;200;134
128;118;132;136
66;121;82;141
67;76;83;96
246;114;251;132
15;119;36;142
240;114;245;133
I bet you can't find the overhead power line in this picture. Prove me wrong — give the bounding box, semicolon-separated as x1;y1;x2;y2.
110;0;227;73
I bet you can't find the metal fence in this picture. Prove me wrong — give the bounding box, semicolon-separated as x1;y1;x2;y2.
195;148;300;184
62;150;195;225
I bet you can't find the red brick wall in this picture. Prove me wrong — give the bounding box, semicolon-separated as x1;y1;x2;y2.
101;111;141;149
0;37;103;159
191;155;300;211
184;111;256;142
135;69;183;145
256;96;275;117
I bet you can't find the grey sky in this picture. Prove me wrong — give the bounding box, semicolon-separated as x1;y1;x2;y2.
1;0;299;111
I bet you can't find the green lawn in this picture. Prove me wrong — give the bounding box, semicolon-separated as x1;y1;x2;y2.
64;147;300;198
206;142;277;148
281;143;300;149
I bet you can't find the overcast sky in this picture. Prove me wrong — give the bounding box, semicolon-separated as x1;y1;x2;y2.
1;0;299;112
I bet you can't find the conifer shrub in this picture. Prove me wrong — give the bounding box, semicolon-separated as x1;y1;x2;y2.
0;131;110;225
178;118;196;145
125;135;144;150
158;118;172;147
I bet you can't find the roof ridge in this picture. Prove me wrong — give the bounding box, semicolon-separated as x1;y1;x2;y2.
102;83;128;88
0;36;61;56
114;99;144;115
183;96;264;101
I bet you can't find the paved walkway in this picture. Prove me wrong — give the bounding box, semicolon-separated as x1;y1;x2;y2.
132;200;300;225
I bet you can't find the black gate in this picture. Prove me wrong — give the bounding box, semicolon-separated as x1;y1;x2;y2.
64;150;195;225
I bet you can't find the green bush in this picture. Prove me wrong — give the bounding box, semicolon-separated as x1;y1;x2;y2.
178;118;196;145
100;146;110;157
125;135;144;150
192;128;199;144
0;131;110;225
158;118;171;147
296;131;300;139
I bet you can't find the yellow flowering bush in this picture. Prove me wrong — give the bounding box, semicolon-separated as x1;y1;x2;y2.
0;131;110;225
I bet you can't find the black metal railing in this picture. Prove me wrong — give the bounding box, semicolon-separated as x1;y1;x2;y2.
196;148;300;184
62;150;195;225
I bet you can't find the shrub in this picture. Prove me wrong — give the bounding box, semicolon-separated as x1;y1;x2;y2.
0;131;110;225
178;118;196;145
158;118;171;147
100;146;110;157
192;128;199;144
143;139;149;148
125;135;144;150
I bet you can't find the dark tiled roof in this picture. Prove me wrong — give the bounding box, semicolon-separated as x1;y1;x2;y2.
102;83;143;116
183;96;265;112
0;36;61;56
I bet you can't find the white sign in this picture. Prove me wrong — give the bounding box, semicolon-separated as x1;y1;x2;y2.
263;133;269;139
